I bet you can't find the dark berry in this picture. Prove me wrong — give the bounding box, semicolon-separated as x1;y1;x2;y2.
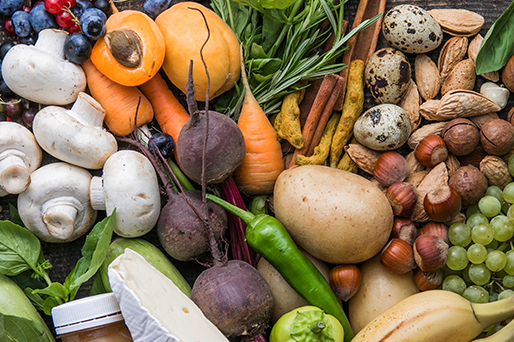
80;8;106;39
70;0;92;18
21;107;37;128
3;98;23;120
64;33;92;64
29;4;58;32
0;0;23;16
92;0;110;16
11;10;32;37
21;5;32;13
3;17;15;35
143;0;171;19
62;0;75;9
56;9;74;28
68;21;80;33
0;80;16;98
149;132;176;159
19;31;37;44
0;41;16;60
0;112;6;122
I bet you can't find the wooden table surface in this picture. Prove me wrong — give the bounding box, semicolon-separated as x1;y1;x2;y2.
1;0;513;336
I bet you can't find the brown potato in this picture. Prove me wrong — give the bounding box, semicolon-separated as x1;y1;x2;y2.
348;254;419;333
273;165;393;264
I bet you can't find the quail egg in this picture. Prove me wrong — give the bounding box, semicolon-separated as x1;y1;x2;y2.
382;4;443;54
353;104;411;151
365;47;411;105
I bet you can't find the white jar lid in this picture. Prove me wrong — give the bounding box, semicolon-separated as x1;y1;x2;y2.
52;293;125;335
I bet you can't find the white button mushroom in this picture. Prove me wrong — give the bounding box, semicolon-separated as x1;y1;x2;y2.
17;162;97;243
1;29;87;105
33;92;118;170
90;150;161;238
0;122;42;196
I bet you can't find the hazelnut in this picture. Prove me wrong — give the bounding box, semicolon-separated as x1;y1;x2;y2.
386;182;418;217
390;217;418;245
413;234;449;273
442;118;479;156
502;54;514;93
480;119;514;156
448;165;488;208
423;185;462;223
374;151;410;186
329;265;362;302
413;269;443;291
414;134;448;167
380;238;416;274
418;222;449;244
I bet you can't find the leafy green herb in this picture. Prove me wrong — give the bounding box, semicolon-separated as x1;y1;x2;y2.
211;0;381;118
0;314;55;342
476;0;514;75
0;211;116;314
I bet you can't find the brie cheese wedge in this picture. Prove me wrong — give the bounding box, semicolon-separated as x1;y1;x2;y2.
108;248;229;342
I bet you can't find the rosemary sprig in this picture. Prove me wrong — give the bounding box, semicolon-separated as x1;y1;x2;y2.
211;0;382;119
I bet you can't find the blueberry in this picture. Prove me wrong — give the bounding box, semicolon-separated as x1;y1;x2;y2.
0;0;23;16
80;7;106;39
19;31;37;45
92;0;111;16
11;10;31;37
0;41;16;60
0;80;16;99
149;132;176;159
64;33;92;64
143;0;172;19
29;4;58;32
80;7;106;22
70;0;93;18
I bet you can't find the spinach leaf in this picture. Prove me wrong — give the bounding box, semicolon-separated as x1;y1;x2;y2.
476;0;514;74
0;221;43;277
0;314;55;342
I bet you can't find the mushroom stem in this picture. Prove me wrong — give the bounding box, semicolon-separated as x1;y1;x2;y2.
89;176;106;210
0;151;31;194
68;92;106;127
34;29;68;60
41;197;82;241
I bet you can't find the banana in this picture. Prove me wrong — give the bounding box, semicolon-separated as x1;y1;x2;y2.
473;319;514;342
351;290;514;342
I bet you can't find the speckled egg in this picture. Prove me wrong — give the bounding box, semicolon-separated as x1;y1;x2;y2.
353;104;411;151
382;4;443;54
365;48;411;105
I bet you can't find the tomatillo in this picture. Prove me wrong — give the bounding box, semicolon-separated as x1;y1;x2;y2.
270;306;345;342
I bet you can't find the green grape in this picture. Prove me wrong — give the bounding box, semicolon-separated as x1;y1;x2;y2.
485;250;507;272
486;186;506;205
503;275;514;288
471;222;494;245
448;222;472;247
468;263;491;286
508;154;514;177
507;205;514;223
466;204;481;218
442;275;467;295
504;183;514;203
498;289;514;300
503;202;511;215
466;213;489;229
462;285;489;303
489;292;499;302
479;196;502;218
467;243;488;264
490;215;514;242
504;250;514;275
447;246;469;271
462;264;472;283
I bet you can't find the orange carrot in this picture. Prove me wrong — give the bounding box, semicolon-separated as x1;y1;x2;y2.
232;47;284;196
139;73;190;143
81;59;154;136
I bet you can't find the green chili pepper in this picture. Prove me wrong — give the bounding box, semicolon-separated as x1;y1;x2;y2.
206;194;354;342
270;306;345;342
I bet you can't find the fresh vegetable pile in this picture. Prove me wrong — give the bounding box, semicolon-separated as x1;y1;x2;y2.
2;0;514;342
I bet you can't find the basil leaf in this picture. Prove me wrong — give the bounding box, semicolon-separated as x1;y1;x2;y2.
476;1;514;74
0;314;55;342
8;204;24;227
67;212;115;300
0;221;42;276
33;282;69;301
42;297;62;316
23;288;45;311
259;0;296;10
89;275;108;296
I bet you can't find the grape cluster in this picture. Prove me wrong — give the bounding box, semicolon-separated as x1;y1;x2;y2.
443;156;514;333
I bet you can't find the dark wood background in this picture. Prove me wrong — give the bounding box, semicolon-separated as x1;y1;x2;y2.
1;0;513;336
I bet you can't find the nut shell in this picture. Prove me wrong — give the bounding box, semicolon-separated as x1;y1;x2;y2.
448;165;488;208
329;265;362;302
442;118;479;156
423;185;462;223
380;238;416;274
480;119;514;156
413;233;449;272
414;134;448;167
374;152;410;186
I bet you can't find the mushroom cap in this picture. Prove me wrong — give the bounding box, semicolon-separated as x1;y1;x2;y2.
17;162;97;243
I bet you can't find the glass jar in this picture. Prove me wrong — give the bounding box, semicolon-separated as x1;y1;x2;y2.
51;293;133;342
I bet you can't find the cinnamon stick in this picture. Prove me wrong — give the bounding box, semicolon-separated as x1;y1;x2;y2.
288;74;341;168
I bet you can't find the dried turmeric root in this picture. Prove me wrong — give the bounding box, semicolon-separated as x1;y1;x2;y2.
296;113;340;165
330;59;366;167
273;85;306;149
336;137;359;173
